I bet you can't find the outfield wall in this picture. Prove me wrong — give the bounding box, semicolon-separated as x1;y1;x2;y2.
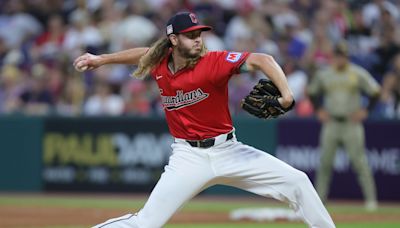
0;116;399;201
0;116;43;191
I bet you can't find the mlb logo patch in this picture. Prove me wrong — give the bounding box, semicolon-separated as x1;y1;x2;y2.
166;25;173;35
226;52;242;63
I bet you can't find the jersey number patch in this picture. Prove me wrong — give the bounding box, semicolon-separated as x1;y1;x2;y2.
226;52;242;63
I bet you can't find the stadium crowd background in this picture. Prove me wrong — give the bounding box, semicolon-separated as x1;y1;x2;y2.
0;0;399;118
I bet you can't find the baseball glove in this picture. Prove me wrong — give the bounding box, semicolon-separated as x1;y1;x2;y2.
241;79;295;119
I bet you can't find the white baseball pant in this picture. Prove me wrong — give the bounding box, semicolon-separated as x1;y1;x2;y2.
93;132;335;228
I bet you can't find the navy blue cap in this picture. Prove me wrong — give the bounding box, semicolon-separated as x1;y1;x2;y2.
166;12;212;35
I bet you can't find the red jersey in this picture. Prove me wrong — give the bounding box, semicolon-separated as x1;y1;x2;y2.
151;51;250;140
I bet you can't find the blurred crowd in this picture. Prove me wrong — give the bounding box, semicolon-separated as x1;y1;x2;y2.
0;0;400;118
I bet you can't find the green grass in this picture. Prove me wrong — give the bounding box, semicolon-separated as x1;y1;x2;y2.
1;194;399;228
0;195;146;209
0;195;285;212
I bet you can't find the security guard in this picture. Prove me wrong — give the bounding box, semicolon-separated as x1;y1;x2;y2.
308;41;380;211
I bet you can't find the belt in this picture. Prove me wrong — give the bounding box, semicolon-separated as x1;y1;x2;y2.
185;132;234;148
331;116;348;122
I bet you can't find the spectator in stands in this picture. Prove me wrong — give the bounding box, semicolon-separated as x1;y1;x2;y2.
19;63;54;115
63;9;104;58
345;6;379;71
0;64;25;113
362;0;399;28
0;36;9;68
370;8;400;81
32;14;65;60
302;25;333;73
381;53;400;118
283;59;308;109
122;80;151;116
96;1;124;50
0;0;398;119
55;73;85;116
109;1;158;52
83;79;124;116
224;0;261;50
271;0;301;35
0;0;43;49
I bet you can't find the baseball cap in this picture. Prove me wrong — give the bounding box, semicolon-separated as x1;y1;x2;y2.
166;12;212;36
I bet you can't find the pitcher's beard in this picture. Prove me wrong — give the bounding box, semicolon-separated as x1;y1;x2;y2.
177;45;201;59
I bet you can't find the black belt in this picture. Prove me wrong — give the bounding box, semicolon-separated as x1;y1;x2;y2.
186;132;234;148
331;116;348;122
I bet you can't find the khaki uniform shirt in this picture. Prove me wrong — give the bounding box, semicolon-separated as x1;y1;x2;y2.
308;63;380;117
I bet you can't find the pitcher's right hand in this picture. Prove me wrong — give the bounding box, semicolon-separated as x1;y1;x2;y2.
73;53;102;72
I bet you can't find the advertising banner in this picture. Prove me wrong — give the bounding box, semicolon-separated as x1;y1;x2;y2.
276;119;400;201
43;117;173;192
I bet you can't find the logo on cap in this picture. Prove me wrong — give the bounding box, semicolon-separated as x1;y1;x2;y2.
166;12;212;36
166;25;173;35
189;13;198;23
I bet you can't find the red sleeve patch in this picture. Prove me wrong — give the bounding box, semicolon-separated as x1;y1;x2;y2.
226;52;242;63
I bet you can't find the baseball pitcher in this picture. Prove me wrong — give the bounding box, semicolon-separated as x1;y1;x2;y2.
74;12;335;228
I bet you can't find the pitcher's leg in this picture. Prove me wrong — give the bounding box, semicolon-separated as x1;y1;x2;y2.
316;123;339;202
343;124;377;209
214;142;335;228
94;145;216;228
93;214;138;228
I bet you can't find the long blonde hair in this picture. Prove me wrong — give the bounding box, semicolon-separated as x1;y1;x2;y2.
132;37;208;78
